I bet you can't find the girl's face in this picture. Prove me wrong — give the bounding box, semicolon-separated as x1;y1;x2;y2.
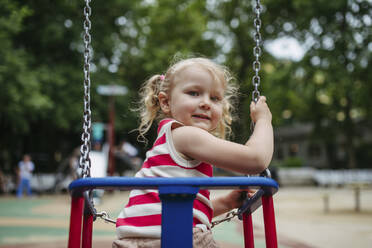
159;65;224;132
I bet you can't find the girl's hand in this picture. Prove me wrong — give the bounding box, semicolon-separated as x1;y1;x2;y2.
224;189;256;209
250;96;272;123
213;189;256;217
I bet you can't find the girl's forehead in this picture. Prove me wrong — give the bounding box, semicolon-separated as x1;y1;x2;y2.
175;65;225;87
178;65;211;79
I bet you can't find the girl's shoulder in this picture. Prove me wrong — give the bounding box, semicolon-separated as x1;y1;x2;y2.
158;118;184;134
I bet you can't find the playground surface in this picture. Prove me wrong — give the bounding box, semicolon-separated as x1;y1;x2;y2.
0;186;371;248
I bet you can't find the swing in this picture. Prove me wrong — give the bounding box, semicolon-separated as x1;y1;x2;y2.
67;1;279;248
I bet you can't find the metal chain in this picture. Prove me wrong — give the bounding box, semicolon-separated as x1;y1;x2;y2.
96;211;117;224
213;0;263;228
252;0;262;104
79;0;93;178
211;210;239;228
250;0;263;132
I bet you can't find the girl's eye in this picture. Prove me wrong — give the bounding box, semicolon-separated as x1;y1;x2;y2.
211;96;221;102
187;91;199;96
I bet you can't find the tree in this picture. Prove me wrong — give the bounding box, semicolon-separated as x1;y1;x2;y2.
266;0;372;168
0;0;217;171
205;0;371;168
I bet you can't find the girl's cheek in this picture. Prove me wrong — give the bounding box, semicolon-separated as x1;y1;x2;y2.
218;107;223;118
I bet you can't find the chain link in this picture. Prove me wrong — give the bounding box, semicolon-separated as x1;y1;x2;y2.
96;211;117;224
79;0;93;178
252;0;262;104
211;210;239;228
250;0;263;132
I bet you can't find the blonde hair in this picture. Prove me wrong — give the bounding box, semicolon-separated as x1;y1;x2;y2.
136;57;238;143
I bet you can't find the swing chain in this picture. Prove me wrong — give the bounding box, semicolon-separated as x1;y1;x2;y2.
211;210;239;228
250;0;263;132
96;211;117;224
252;0;262;104
79;0;93;178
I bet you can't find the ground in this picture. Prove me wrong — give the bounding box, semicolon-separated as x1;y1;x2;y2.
0;186;371;248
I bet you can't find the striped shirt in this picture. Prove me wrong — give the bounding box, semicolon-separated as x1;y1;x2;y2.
116;119;214;238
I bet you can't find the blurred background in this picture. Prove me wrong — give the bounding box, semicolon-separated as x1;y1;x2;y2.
1;0;371;192
0;0;372;247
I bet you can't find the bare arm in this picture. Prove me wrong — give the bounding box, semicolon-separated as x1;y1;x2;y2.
246;96;274;169
172;96;273;174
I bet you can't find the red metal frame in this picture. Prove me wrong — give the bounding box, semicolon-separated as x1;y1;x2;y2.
68;197;278;248
68;196;84;248
82;213;94;248
262;195;278;248
243;213;254;248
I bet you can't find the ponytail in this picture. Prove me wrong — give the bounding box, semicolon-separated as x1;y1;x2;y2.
136;75;165;143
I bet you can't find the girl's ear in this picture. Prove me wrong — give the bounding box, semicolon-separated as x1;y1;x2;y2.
158;91;170;114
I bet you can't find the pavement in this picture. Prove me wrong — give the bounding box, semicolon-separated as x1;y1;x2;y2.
0;186;371;248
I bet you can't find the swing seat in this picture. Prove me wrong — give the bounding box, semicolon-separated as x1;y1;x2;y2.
68;176;279;248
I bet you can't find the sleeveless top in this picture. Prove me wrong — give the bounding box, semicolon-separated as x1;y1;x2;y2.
116;119;214;238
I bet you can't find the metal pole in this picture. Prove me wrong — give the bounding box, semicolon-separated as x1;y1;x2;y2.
243;213;255;248
108;95;115;176
68;196;84;248
82;212;94;248
158;186;198;248
262;195;278;248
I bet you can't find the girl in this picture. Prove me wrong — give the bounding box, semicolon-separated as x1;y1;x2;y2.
113;57;274;248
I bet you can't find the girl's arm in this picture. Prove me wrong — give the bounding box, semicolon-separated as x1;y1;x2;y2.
172;96;273;174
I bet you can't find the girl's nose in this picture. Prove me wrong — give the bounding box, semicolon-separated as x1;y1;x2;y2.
199;97;211;109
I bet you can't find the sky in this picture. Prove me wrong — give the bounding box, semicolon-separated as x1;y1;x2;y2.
265;36;306;61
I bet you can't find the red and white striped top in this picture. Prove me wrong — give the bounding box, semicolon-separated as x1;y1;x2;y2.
116;119;214;238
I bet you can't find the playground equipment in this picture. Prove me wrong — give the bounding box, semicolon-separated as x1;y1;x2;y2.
68;176;278;248
68;0;279;247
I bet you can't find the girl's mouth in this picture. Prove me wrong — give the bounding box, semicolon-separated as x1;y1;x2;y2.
192;114;210;120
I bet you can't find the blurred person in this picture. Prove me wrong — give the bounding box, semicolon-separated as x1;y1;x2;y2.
0;169;7;194
120;140;138;157
16;154;35;198
116;139;142;172
69;148;81;180
90;142;108;205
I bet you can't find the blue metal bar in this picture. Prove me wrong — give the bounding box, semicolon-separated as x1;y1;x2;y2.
158;186;199;248
69;177;278;196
